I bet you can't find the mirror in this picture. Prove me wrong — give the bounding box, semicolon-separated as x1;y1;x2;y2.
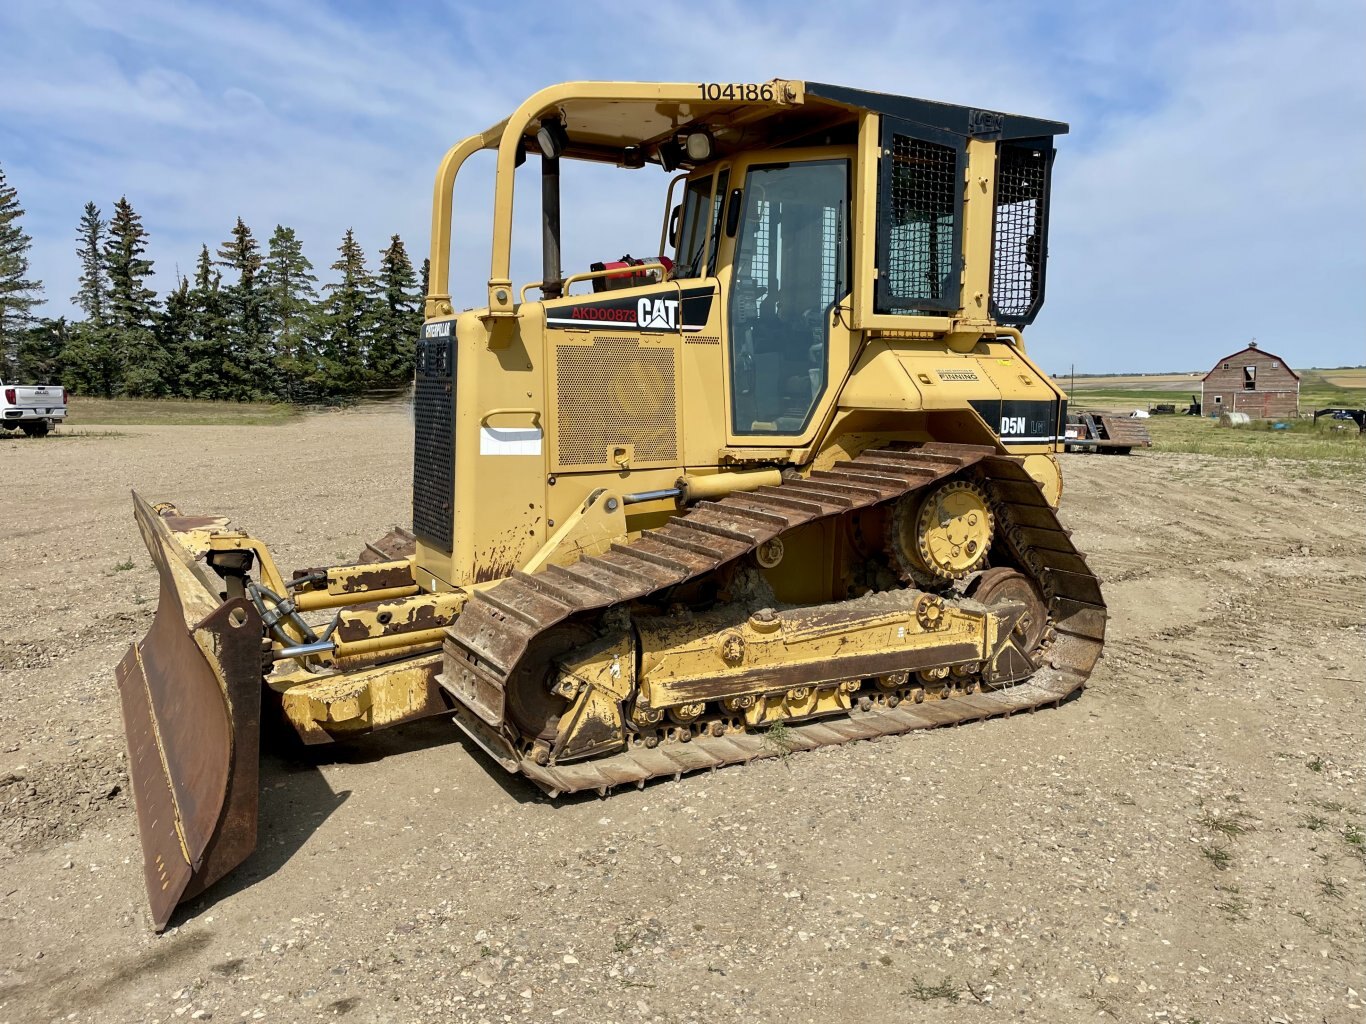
668;205;682;248
725;189;743;237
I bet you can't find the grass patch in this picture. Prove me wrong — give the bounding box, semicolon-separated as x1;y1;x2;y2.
3;427;129;440
763;720;794;758
67;396;300;426
1197;810;1255;838
907;976;960;1003
1301;814;1332;832
111;559;134;572
1215;895;1250;922
1200;845;1232;870
1134;415;1366;464
1317;877;1345;901
1307;756;1326;773
1290;909;1335;937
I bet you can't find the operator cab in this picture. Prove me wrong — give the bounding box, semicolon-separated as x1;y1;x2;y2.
416;81;1068;577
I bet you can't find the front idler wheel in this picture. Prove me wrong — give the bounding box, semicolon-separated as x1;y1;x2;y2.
505;622;597;745
968;567;1051;685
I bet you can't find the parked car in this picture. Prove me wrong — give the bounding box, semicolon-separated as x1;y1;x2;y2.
1;381;68;436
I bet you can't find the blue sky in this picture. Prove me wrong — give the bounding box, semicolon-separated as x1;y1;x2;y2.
1;0;1362;373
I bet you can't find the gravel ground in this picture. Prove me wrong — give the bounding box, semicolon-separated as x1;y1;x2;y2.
1;408;1362;1024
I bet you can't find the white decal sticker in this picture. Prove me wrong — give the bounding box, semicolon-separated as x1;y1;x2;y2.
636;296;679;330
480;426;542;455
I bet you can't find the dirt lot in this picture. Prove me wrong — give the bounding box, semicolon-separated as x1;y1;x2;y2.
2;408;1363;1024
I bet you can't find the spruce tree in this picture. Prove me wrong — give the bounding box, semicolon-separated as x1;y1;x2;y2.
216;217;268;399
180;246;231;400
157;275;192;393
61;202;117;394
16;317;66;382
419;257;430;308
370;234;420;387
0;162;44;378
105;196;167;395
316;228;378;396
263;225;318;401
72;202;108;322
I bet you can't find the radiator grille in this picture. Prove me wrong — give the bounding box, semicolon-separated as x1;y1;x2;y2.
883;133;960;310
991;144;1050;325
556;336;678;468
412;335;455;549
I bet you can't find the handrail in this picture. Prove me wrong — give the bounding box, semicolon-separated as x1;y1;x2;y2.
425;125;503;319
480;407;542;426
484;81;801;317
522;261;669;303
995;325;1024;349
560;262;669;296
658;172;688;256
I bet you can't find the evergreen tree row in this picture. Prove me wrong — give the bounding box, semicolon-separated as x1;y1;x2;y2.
0;161;427;402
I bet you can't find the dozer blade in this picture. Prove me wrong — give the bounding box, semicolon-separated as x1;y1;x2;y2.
115;492;266;930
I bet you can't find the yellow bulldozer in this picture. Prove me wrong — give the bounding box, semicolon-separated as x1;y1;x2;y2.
116;79;1105;929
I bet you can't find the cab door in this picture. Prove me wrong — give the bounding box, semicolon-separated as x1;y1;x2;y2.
721;152;852;445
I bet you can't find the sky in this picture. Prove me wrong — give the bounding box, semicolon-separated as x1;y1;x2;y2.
1;0;1363;374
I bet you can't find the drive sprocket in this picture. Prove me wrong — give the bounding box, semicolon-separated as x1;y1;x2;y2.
887;478;995;586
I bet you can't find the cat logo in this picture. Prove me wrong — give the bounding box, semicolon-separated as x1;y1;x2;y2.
1000;416;1027;435
636;296;679;331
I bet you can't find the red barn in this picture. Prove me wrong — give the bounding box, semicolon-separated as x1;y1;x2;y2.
1201;342;1300;419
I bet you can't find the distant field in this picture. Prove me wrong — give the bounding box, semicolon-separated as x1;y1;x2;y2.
1060;373;1201;393
1067;367;1366;413
67;396;300;426
1314;367;1366;387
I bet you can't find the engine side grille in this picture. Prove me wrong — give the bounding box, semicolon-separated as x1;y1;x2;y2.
555;336;678;469
413;335;455;550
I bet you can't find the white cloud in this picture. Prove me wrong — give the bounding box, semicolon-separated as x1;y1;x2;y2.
1;0;1361;371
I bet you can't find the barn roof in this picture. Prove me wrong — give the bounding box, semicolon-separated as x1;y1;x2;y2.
1201;345;1301;383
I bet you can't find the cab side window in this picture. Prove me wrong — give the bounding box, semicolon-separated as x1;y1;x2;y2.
673;176;712;278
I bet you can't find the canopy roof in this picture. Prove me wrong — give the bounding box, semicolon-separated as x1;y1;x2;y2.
488;79;1068;167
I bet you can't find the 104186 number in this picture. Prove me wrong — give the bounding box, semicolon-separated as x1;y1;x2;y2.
700;82;775;102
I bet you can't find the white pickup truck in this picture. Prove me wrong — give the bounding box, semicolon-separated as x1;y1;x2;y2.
2;381;67;437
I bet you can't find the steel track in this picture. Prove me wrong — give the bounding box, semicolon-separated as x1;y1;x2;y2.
442;443;1106;796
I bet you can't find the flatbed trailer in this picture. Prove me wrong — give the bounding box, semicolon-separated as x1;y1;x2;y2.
1064;412;1152;454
